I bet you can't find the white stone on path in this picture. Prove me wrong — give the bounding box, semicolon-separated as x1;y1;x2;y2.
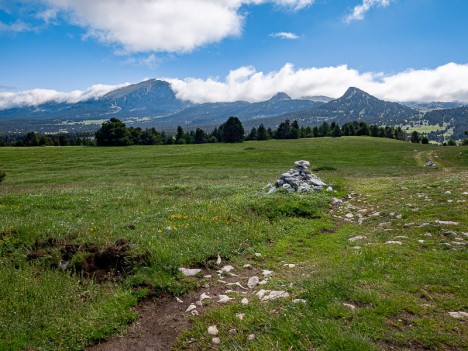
259;279;269;285
208;325;219;335
179;268;201;276
216;254;222;265
385;241;402;245
212;337;221;344
221;265;235;272
254;253;262;257
343;303;356;311
348;236;366;242
293;299;307;304
227;282;248;290
241;298;249;305
262;270;273;277
185;304;197;313
247;334;256;341
248;276;260;289
260;290;290;301
176;297;183;303
345;213;354;218
448;311;468;319
243;264;252;268
236;313;245;320
218;295;234;303
418;240;425;243
195;300;202;306
200;293;211;301
435;220;459;225
284;263;296;268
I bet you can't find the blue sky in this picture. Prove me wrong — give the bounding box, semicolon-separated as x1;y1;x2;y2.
1;0;468;107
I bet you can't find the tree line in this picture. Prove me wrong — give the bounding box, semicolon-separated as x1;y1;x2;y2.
1;116;465;147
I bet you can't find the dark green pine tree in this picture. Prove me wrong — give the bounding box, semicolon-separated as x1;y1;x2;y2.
95;118;132;146
220;116;244;143
257;123;269;140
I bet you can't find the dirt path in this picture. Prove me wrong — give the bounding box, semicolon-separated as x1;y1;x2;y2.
87;265;264;351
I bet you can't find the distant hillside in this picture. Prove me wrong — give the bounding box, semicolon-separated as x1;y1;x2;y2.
424;106;468;140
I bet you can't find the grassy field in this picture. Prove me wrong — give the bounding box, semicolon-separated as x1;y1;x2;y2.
0;137;466;350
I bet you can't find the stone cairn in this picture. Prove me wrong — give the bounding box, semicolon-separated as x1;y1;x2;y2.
264;160;330;194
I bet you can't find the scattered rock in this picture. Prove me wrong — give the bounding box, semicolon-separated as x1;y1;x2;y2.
243;264;252;269
247;334;256;341
349;246;361;250
435;220;459;225
236;313;245;320
226;282;248;290
200;293;211;301
418;240;425;243
254;253;262;257
424;161;437;167
216;254;222;265
179;268;201;277
262;270;274;277
348;236;366;242
293;299;307;304
241;298;249;305
448;311;468;319
385;241;402;245
257;290;290;301
343;303;356;311
218;295;234;303
248;276;260;289
208;325;218;336
212;337;221;344
176;297;183;303
283;263;296;268
185;304;197;313
443;231;457;237
221;265;235;273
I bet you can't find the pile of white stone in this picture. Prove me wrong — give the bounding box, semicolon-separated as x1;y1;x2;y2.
264;160;330;194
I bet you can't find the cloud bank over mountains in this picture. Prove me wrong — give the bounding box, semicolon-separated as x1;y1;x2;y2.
1;63;468;110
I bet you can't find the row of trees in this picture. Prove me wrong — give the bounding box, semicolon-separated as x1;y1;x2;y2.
0;131;95;147
2;117;466;147
95;117;245;146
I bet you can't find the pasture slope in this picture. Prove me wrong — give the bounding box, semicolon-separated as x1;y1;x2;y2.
0;137;466;351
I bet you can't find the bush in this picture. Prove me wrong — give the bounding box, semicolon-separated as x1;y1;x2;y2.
0;170;6;183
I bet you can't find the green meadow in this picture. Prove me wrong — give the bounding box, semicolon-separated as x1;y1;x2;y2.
0;137;466;350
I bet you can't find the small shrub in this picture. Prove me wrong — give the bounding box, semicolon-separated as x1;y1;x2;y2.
0;170;6;183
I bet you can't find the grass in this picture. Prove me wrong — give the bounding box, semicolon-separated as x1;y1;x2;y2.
0;137;466;350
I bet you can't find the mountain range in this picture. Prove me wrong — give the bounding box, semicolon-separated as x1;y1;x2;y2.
0;79;466;140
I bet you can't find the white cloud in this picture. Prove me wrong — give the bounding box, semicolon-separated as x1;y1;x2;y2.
345;0;391;23
270;32;299;39
41;0;313;53
0;20;32;33
0;83;130;110
2;63;468;110
166;62;468;103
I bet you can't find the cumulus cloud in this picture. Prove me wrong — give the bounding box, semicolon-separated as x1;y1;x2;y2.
40;0;313;53
270;32;299;39
345;0;391;23
166;62;468;103
0;83;129;110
